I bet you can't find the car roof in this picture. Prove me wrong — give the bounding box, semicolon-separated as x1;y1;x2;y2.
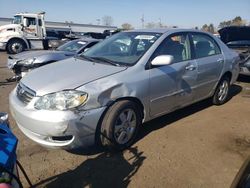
125;28;206;34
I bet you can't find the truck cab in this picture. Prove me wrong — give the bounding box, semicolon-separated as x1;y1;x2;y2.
0;12;47;54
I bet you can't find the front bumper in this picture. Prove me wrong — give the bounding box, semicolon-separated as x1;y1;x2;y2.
7;57;17;69
9;89;106;150
0;42;6;50
240;61;250;75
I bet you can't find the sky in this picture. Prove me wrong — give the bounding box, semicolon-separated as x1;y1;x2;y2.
0;0;249;29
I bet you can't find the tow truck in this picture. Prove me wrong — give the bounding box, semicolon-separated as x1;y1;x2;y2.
0;12;49;54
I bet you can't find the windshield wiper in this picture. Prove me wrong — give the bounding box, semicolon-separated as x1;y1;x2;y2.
91;56;121;66
78;55;95;62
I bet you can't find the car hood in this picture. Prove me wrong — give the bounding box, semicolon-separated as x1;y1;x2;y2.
10;50;74;60
0;24;20;32
218;27;250;43
21;57;127;96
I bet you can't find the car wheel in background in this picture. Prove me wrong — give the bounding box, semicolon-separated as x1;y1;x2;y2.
6;39;25;54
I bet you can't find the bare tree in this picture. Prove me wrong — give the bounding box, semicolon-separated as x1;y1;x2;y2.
201;24;215;33
102;16;113;26
201;24;209;31
218;16;246;28
121;23;134;30
145;21;168;29
208;24;215;33
145;22;157;29
232;16;246;26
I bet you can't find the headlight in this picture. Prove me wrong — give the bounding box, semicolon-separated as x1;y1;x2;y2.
18;58;36;66
34;90;88;110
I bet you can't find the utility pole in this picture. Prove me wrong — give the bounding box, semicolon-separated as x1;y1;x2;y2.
96;19;100;25
158;18;162;28
141;14;144;28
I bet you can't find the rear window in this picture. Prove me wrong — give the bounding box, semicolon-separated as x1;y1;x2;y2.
191;33;221;59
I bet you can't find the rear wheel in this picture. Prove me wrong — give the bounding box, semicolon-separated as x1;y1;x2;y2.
212;77;230;105
6;39;26;54
100;100;142;150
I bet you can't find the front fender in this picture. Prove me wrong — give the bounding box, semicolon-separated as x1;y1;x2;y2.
6;36;30;49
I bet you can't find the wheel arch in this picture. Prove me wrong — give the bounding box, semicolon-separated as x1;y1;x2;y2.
6;37;29;50
94;96;145;146
222;71;232;83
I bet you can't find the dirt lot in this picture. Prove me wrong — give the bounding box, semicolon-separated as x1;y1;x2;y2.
0;51;250;188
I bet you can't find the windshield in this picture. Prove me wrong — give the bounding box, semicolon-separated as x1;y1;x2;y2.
13;16;22;24
57;40;87;52
82;32;162;66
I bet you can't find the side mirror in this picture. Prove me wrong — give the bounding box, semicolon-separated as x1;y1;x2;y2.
151;55;174;66
23;18;28;27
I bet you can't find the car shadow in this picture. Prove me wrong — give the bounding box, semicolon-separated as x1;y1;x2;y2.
0;81;16;86
32;146;146;188
136;84;242;143
237;74;250;83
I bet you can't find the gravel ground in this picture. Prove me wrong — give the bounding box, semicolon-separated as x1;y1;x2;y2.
0;51;250;188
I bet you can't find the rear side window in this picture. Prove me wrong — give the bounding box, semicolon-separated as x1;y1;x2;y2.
191;34;221;59
38;19;42;26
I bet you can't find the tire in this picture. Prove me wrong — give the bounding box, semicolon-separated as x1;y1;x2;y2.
100;100;142;150
6;39;25;54
212;76;230;105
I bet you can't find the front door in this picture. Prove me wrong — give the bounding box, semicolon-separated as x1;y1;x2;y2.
149;32;197;117
23;17;38;39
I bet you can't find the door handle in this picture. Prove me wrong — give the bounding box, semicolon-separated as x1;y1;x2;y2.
185;64;196;71
217;58;224;63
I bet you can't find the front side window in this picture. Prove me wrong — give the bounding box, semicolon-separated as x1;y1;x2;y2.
151;33;191;63
82;32;162;66
191;33;221;59
24;17;36;26
78;41;99;53
57;40;87;52
13;16;22;24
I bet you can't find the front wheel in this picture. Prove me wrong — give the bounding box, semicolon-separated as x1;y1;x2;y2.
6;39;25;54
212;77;230;105
100;100;142;150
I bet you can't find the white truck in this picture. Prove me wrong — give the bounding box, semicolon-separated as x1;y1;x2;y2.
0;12;49;54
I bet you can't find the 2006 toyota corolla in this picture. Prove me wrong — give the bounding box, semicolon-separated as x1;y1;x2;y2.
9;29;239;150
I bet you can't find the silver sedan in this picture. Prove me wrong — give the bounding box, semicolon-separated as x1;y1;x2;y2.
9;29;240;151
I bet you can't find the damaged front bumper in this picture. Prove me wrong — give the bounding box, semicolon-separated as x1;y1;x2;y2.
240;60;250;75
9;89;106;150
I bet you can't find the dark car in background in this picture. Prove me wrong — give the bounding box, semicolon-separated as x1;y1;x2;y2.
219;26;250;75
7;38;100;81
46;29;80;49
